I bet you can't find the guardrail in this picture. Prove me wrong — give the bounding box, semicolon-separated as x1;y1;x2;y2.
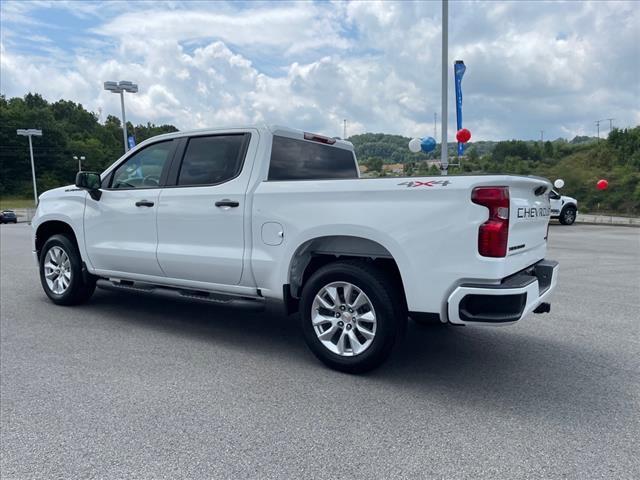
575;213;640;227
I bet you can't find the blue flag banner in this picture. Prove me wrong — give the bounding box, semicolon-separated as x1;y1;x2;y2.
128;136;136;149
454;60;466;156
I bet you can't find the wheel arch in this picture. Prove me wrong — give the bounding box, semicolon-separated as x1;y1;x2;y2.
285;235;408;312
35;220;80;260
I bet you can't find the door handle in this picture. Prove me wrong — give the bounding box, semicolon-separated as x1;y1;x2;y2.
215;199;240;208
135;200;155;207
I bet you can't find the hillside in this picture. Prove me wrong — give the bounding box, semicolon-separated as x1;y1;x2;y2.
1;93;638;214
0;94;176;196
350;130;639;214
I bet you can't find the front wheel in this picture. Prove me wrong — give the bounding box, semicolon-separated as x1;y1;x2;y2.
39;234;96;305
300;260;405;373
559;205;577;225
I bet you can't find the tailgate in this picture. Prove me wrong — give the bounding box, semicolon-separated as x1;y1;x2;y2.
508;177;551;256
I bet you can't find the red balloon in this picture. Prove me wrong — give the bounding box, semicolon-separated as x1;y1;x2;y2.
596;179;608;190
456;128;471;143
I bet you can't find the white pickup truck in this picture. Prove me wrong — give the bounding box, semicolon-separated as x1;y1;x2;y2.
32;125;558;372
550;189;578;225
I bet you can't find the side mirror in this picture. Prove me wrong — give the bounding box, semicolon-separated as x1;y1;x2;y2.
75;171;102;200
553;179;565;189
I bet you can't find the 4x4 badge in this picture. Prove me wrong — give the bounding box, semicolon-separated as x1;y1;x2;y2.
398;180;451;187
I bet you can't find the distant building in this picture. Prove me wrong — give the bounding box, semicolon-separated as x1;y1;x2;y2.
383;163;404;174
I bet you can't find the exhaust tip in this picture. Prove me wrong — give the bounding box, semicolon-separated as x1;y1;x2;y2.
533;302;551;314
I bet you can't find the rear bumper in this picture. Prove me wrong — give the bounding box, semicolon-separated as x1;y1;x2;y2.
447;259;559;325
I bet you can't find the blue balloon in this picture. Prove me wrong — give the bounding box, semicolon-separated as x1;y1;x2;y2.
421;137;436;153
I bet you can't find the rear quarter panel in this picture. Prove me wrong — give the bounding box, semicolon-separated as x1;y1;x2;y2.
251;175;550;316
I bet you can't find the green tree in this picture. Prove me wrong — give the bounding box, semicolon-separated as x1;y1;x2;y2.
365;157;384;173
0;93;180;197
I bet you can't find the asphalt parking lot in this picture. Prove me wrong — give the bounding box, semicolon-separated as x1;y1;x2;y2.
1;223;638;479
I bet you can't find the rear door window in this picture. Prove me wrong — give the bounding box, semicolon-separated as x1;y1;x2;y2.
177;134;247;186
268;136;358;180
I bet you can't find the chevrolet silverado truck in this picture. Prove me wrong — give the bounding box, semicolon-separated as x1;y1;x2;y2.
31;125;558;372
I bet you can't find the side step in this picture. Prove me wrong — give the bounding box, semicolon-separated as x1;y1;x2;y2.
96;279;265;310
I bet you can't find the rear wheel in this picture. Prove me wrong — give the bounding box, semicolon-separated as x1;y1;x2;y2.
559;205;576;225
300;260;405;373
39;234;96;305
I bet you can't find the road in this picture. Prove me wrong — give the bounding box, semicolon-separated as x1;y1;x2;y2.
1;223;639;479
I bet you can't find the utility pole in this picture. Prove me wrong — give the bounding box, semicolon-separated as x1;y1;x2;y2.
440;0;449;175
540;130;544;144
595;118;613;141
343;119;347;139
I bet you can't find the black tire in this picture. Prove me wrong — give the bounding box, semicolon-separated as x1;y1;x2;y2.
39;234;96;305
559;205;577;225
300;260;406;373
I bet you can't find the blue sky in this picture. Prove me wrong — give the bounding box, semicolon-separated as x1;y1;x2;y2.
1;0;638;141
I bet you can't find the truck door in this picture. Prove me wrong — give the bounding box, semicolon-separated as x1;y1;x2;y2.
84;139;178;276
156;132;254;286
550;190;562;216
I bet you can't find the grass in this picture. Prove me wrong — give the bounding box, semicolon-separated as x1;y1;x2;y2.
0;196;36;210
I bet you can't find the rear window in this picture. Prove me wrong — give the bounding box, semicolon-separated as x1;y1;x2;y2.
268;136;358;181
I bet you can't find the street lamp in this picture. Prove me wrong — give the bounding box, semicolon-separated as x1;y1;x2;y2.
73;155;86;172
104;80;138;153
16;129;43;206
440;0;449;175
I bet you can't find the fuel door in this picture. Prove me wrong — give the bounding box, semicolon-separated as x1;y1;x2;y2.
261;222;284;246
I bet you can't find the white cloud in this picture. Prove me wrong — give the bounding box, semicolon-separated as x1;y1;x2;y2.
94;4;350;55
0;0;638;141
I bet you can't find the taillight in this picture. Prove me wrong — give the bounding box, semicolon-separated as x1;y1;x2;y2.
471;186;510;257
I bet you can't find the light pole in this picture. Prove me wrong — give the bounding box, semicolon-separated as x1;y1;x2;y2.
16;129;42;206
104;80;138;153
440;0;449;175
73;155;86;172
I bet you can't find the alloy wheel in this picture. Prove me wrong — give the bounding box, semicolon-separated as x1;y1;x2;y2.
44;246;72;294
311;281;377;356
564;208;576;224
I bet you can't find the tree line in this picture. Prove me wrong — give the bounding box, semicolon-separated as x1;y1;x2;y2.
0;93;176;195
1;93;638;214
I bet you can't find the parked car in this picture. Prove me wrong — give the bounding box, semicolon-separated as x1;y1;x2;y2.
31;125;558;372
0;210;18;224
549;190;578;225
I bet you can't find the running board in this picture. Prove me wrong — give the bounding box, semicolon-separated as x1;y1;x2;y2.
96;279;264;309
